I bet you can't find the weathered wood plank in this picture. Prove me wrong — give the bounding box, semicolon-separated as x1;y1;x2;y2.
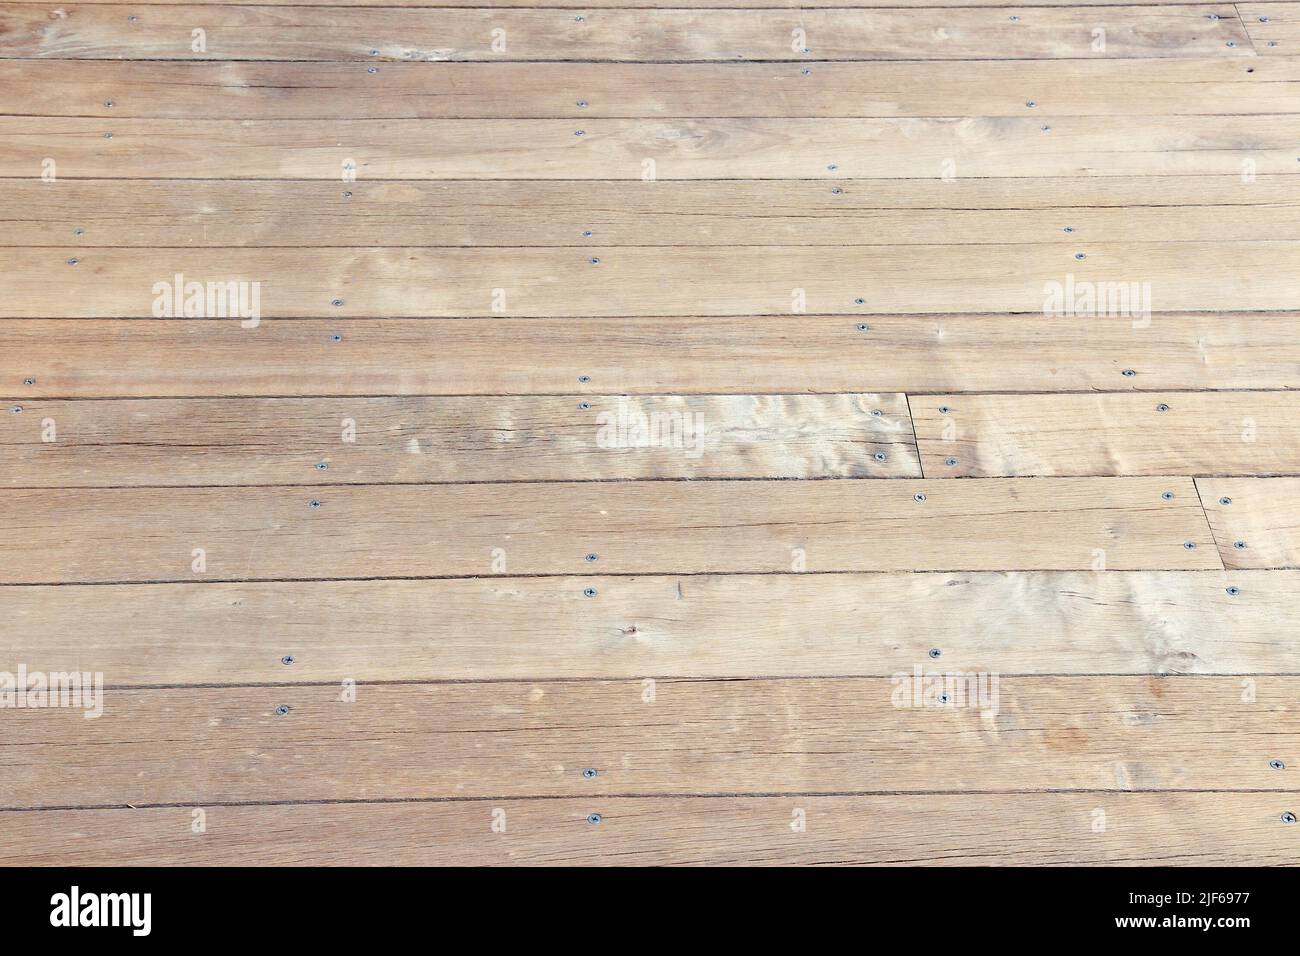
3;794;1295;867
915;392;1300;477
6;316;1300;397
1240;5;1299;53
1198;478;1300;568
7;117;1297;180
1;58;1286;119
8;178;1300;247
0;678;1292;807
6;244;1298;317
2;572;1295;685
0;479;1218;583
0;6;1253;61
0;395;920;485
0;0;1250;8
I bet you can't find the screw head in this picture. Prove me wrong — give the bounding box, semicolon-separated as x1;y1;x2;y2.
281;655;295;665
945;457;958;467
582;768;598;779
1282;812;1296;824
1122;369;1136;377
827;164;838;171
104;100;114;108
586;813;601;824
1063;226;1074;233
583;587;597;598
856;322;869;332
1025;100;1036;108
1161;491;1174;501
275;705;290;716
1234;540;1247;550
578;401;591;410
1226;586;1240;596
576;100;588;108
938;693;951;704
873;451;887;462
1220;496;1232;506
582;230;593;237
938;405;950;414
831;187;843;195
330;334;343;343
23;378;34;386
1156;403;1169;412
578;374;591;383
870;409;882;417
574;130;586;137
801;68;811;75
10;406;22;414
928;647;941;659
1270;759;1285;770
1183;541;1196;550
315;462;328;470
854;297;865;306
1074;252;1086;260
331;298;344;307
309;499;322;509
589;256;600;264
67;257;79;266
104;132;113;139
1226;40;1236;48
1009;14;1020;20
914;493;927;503
367;66;378;74
584;553;599;563
342;190;352;198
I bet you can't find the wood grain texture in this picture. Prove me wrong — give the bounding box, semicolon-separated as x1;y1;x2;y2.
0;395;920;485
1198;478;1300;569
2;572;1295;685
9;178;1300;247
1240;5;1299;52
8;116;1298;180
3;794;1296;867
0;6;1253;61
7;315;1300;397
7;243;1299;317
1;678;1294;807
0;478;1219;583
1;58;1286;119
915;392;1300;477
0;0;1253;8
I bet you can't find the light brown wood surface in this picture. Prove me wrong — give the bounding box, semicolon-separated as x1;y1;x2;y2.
0;7;1253;61
2;678;1295;808
3;0;1297;868
914;392;1300;477
3;794;1296;867
0;572;1293;685
6;315;1300;397
8;178;1300;247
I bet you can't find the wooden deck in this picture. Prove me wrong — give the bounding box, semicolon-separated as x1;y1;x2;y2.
1;1;1298;866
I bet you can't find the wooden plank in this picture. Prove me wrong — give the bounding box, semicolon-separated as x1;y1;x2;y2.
7;315;1300;397
1240;5;1299;52
0;0;1252;8
915;392;1300;477
0;6;1253;62
7;243;1299;317
0;395;920;485
8;116;1298;180
1;678;1293;807
2;58;1288;119
2;572;1296;685
2;794;1295;866
0;479;1219;583
1198;478;1300;568
8;178;1300;247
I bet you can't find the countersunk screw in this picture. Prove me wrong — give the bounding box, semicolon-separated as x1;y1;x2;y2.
1220;496;1232;505
369;49;379;55
854;297;865;305
104;100;114;108
1063;226;1074;233
586;813;601;824
73;228;84;236
938;405;950;414
575;15;585;21
1122;369;1136;377
1156;403;1169;412
801;68;811;75
10;406;22;414
574;130;586;137
23;378;35;386
578;401;591;410
584;553;599;562
914;493;927;503
1226;41;1236;48
1270;760;1286;770
331;298;344;307
1009;14;1020;20
104;132;113;139
281;655;295;665
928;647;941;659
828;164;838;171
831;187;843;194
856;322;869;332
1074;252;1086;260
576;100;588;108
330;334;343;343
1183;541;1196;550
342;191;352;198
582;768;598;779
582;230;593;237
1161;491;1174;501
128;15;138;20
583;587;597;598
309;499;322;509
1234;541;1247;550
938;693;951;704
275;705;290;716
67;257;79;265
870;409;883;417
1226;586;1240;596
1260;15;1270;22
1026;100;1036;108
1282;812;1296;824
367;66;378;74
315;462;328;470
578;374;591;383
874;451;887;462
589;256;600;264
945;457;958;466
